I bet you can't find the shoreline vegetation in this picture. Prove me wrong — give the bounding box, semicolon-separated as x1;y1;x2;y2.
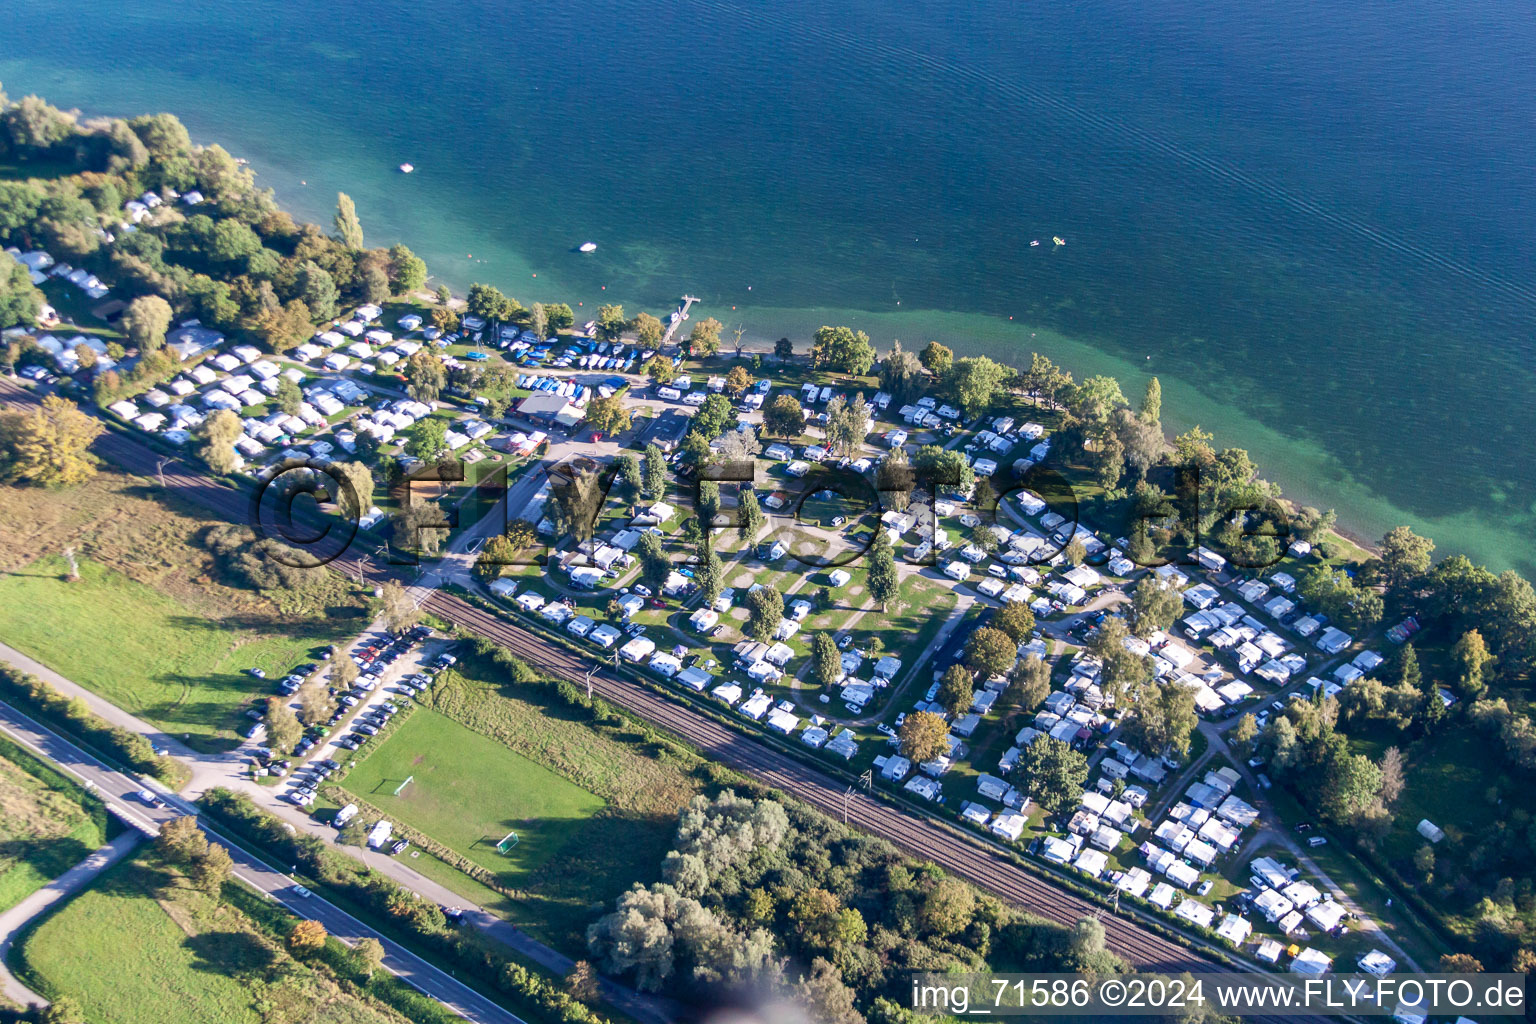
4;91;1536;978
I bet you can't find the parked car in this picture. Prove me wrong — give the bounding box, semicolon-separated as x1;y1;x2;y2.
390;840;410;855
1308;836;1328;847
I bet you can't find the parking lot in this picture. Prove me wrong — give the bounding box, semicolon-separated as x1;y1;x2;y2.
259;626;453;811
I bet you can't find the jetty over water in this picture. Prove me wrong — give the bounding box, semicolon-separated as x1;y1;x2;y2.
662;295;700;346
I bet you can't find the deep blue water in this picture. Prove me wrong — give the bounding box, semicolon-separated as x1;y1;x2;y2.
4;0;1534;570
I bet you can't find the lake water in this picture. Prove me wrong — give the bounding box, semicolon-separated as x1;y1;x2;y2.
6;0;1534;572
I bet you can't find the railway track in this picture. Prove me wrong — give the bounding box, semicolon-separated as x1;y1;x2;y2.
2;379;1335;1018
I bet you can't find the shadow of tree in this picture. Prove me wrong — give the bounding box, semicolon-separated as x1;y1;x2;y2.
184;929;279;982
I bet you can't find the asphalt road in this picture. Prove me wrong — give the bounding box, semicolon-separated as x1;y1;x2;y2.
0;697;527;1024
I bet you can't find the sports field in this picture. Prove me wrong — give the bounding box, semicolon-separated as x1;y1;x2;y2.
343;709;606;881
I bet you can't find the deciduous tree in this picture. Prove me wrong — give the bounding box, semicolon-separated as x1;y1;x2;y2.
762;394;805;438
899;710;949;764
937;664;974;716
1018;735;1089;816
745;586;784;643
289;919;327;955
965;626;1017;678
0;395;102;486
121;294;173;351
333;192;364;249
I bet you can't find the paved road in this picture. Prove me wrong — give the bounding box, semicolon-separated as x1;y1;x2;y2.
0;697;528;1024
0;830;143;1009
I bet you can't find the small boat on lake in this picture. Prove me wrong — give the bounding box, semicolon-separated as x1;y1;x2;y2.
1052;236;1066;247
399;163;414;173
579;242;597;253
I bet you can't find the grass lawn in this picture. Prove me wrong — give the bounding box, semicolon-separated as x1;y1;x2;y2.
19;852;410;1024
0;734;111;912
0;555;355;752
343;709;605;882
402;652;703;952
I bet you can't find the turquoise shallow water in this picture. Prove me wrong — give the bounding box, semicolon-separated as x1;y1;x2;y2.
4;0;1534;572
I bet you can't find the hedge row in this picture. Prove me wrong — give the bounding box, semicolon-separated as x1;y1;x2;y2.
0;664;189;788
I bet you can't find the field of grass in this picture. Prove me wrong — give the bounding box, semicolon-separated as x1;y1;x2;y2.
0;735;111;912
394;655;704;951
19;852;410;1024
343;708;605;880
0;555;355;751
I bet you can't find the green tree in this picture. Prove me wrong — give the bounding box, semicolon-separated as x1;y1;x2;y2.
637;531;671;594
809;325;876;375
595;303;626;341
384;246;426;295
264;700;303;755
564;959;601;1004
191;842;233;898
274;376;302;416
965;626;1017;678
403;417;448;461
155;814;208;863
688;316;723;355
1005;655;1053;722
1089;615;1152;705
522;301;547;342
938;664;975;716
899;710;950;764
811;632;841;688
1140;376;1162;424
584;394;632;437
0;251;42;327
992;601;1036;643
867;532;899;611
297;261;339;320
1018;736;1090;816
941;355;1008;418
745;586;784;643
774;337;794;360
919;341;953;377
351;936;386;979
121;294;173;351
333;192;364;249
380;579;421;633
1452;629;1494;700
1375;525;1435;595
696;548;724;608
1231;713;1259;758
1129;575;1183;637
762;394;806;438
405;350;446;402
0;95;74;152
738;488;763;540
824;393;871;458
643;443;667;499
615;453;643;498
1318;747;1384;824
647;355;678;385
545;302;575;333
634;311;664;349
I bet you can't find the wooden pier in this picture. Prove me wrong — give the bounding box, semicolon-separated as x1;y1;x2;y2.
661;295;700;347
